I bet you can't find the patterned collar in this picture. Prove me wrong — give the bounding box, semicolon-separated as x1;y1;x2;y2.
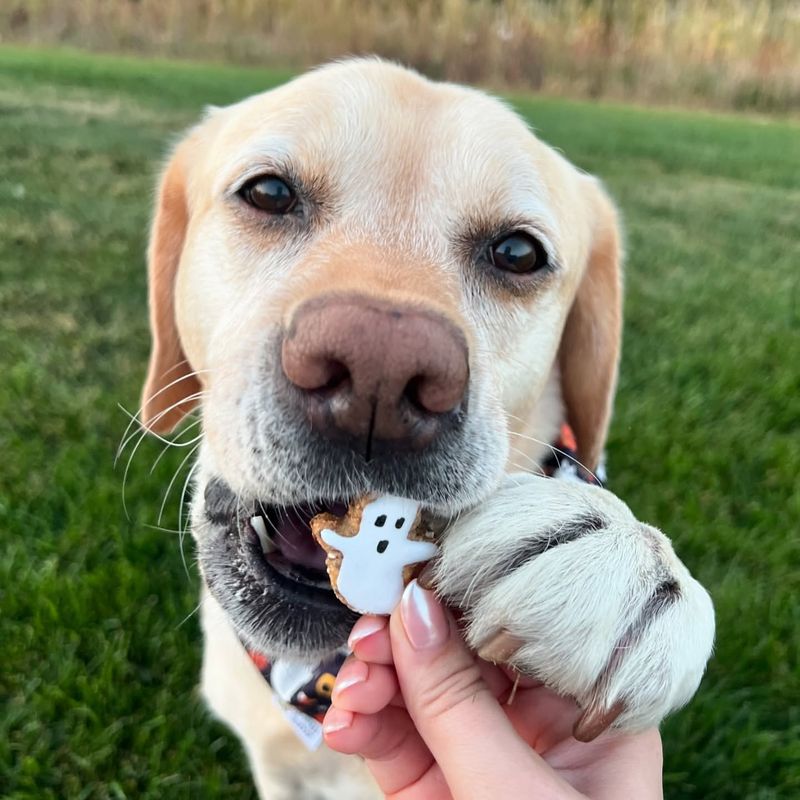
242;424;599;748
244;648;348;749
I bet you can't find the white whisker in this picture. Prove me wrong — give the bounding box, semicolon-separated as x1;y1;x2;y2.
142;522;183;535
176;594;209;630
505;410;598;484
118;390;207;455
178;458;202;581
121;424;150;521
149;417;203;475
115;368;211;463
158;442;201;527
507;444;547;477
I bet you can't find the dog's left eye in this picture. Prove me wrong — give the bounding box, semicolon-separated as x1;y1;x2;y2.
239;176;297;214
489;233;547;274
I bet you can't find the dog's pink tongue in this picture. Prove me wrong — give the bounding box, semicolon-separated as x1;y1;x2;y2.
276;504;345;571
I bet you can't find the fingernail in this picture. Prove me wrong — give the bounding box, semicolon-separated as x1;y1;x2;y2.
323;707;353;735
400;579;449;650
333;659;368;698
348;615;387;649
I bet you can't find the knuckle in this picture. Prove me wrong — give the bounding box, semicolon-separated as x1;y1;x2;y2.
367;716;416;764
412;658;489;720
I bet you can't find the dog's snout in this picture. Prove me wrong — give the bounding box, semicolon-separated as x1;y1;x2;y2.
281;295;468;450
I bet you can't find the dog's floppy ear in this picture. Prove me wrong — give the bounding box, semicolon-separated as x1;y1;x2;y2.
140;136;201;433
558;178;623;472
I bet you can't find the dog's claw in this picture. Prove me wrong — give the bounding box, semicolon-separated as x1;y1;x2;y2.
416;557;441;591
476;629;524;665
573;698;626;742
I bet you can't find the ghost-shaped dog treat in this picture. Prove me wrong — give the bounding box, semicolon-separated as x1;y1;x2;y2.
311;495;439;615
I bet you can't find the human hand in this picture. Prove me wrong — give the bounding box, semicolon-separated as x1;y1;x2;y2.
323;580;663;799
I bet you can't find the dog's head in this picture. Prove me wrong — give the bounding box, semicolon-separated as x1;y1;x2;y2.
140;59;622;658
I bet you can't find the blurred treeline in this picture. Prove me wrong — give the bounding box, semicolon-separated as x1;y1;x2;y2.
3;0;800;112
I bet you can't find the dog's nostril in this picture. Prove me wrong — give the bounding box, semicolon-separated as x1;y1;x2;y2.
402;376;427;414
315;359;350;395
404;372;462;416
284;349;351;396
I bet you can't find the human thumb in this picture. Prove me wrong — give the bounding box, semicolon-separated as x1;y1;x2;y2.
390;580;567;798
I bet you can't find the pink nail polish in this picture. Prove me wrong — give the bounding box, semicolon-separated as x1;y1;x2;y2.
400;579;449;650
348;615;387;649
333;659;368;697
323;707;353;735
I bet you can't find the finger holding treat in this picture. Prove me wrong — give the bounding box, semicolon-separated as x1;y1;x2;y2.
311;495;439;615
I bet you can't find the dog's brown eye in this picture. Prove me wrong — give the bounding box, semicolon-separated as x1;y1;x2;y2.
489;233;546;274
240;176;297;214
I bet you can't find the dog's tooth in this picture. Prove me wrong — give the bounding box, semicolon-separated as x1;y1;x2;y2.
250;515;273;553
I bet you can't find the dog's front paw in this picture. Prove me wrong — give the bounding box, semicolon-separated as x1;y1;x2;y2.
429;473;715;739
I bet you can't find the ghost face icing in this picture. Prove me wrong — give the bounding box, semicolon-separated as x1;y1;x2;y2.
317;496;439;615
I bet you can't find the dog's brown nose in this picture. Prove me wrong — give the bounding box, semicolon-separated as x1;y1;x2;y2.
281;295;468;451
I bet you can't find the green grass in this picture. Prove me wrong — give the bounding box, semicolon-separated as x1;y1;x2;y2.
1;45;798;799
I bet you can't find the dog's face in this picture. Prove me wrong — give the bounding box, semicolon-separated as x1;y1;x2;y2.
141;60;621;659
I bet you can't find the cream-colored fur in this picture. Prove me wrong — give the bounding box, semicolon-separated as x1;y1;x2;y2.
139;59;714;798
201;592;379;799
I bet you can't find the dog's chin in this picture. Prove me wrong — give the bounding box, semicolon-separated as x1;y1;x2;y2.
198;478;359;660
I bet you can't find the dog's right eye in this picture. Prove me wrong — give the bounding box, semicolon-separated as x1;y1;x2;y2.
239;176;297;214
489;232;547;274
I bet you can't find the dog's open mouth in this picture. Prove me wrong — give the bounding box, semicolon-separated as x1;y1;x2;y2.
204;479;352;606
246;502;346;592
201;479;359;655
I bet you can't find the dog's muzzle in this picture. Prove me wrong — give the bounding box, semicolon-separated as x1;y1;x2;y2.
198;479;358;658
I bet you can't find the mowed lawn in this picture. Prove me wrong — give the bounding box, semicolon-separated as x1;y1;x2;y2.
1;46;798;799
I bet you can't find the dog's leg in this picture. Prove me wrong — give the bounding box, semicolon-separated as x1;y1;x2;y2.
427;473;715;738
200;594;379;799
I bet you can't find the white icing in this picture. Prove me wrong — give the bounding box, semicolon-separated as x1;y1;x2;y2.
320;495;439;615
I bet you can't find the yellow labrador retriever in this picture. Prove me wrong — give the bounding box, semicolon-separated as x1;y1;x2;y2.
140;59;714;798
